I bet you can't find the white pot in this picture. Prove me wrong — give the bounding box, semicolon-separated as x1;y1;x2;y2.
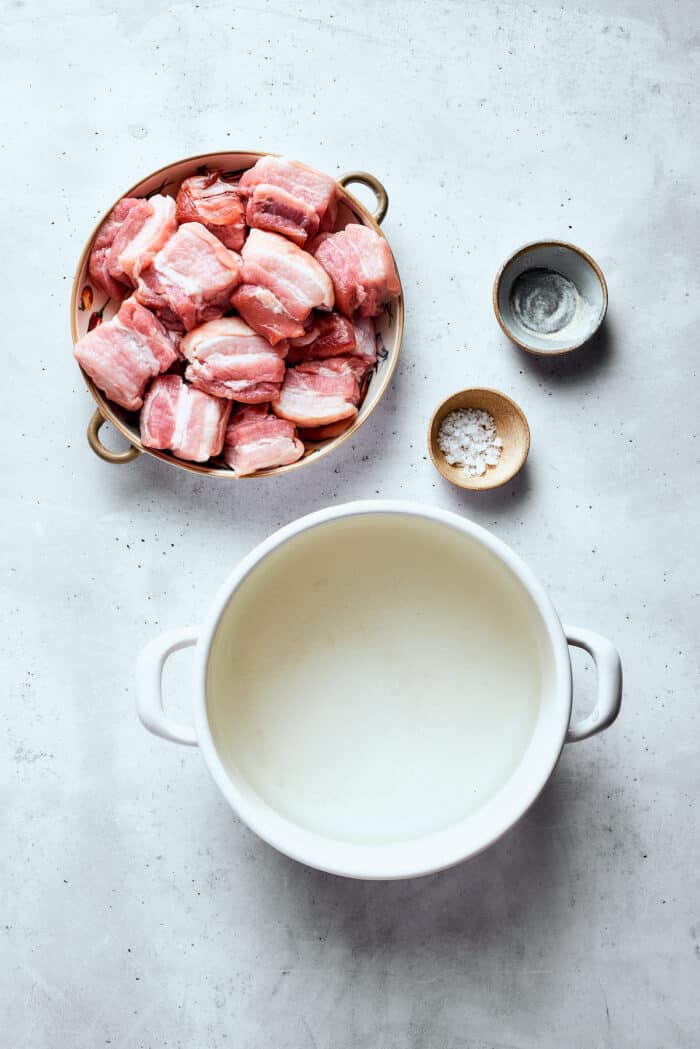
137;501;622;880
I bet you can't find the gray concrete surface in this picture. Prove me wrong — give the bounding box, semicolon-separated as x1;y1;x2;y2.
3;1;699;1046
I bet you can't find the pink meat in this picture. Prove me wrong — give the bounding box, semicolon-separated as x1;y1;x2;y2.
136;222;242;332
240;228;334;322
287;323;319;350
223;405;304;475
107;194;177;286
272;357;368;428
73;297;179;411
88;198;144;301
351;314;378;366
299;418;355;442
140;373;180;448
116;299;180;367
313;223;400;317
230;285;305;344
245;184;320;246
306;231;332;255
140;374;231;462
181;317;287;403
176;172;246;251
287;311;357;363
239;155;338;231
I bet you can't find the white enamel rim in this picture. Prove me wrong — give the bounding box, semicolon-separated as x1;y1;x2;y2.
138;501;622;879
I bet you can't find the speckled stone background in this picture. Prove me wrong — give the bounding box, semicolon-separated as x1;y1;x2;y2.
3;1;699;1046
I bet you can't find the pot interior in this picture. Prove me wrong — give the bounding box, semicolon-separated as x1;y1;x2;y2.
206;513;559;847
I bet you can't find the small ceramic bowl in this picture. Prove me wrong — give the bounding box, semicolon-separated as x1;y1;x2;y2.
493;240;607;354
428;388;530;491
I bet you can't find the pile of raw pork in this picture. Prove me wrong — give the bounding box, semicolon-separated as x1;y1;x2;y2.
74;156;400;474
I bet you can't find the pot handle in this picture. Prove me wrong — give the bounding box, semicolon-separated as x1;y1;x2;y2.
564;625;622;743
137;627;200;746
337;172;389;224
87;408;141;464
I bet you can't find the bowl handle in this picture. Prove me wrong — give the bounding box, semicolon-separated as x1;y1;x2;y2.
137;627;200;746
564;625;622;743
87;408;141;464
337;172;389;224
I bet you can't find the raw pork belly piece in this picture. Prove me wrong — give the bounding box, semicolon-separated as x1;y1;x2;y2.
238;226;333;318
107;194;177;287
88;198;144;301
287;311;356;363
313;223;400;317
223;405;304;475
230;229;334;344
230;285;305;345
140;374;231;462
245;184;320;247
136;222;242;332
181;318;287;403
176;172;246;251
239;155;338;236
272;357;368;428
73;297;179;411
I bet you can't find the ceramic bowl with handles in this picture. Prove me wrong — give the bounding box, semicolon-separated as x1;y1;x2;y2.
137;501;622;880
71;152;403;475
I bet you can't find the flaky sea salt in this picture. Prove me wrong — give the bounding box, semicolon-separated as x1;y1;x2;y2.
437;408;503;477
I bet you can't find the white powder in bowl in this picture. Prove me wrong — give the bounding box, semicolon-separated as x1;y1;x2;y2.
437;408;503;477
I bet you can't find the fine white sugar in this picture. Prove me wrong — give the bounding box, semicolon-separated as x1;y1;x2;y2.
437;408;503;477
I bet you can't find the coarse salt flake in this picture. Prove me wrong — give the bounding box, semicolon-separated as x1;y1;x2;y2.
437;407;503;477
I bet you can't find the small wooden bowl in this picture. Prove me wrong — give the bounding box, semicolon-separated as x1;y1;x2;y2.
428;388;530;491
